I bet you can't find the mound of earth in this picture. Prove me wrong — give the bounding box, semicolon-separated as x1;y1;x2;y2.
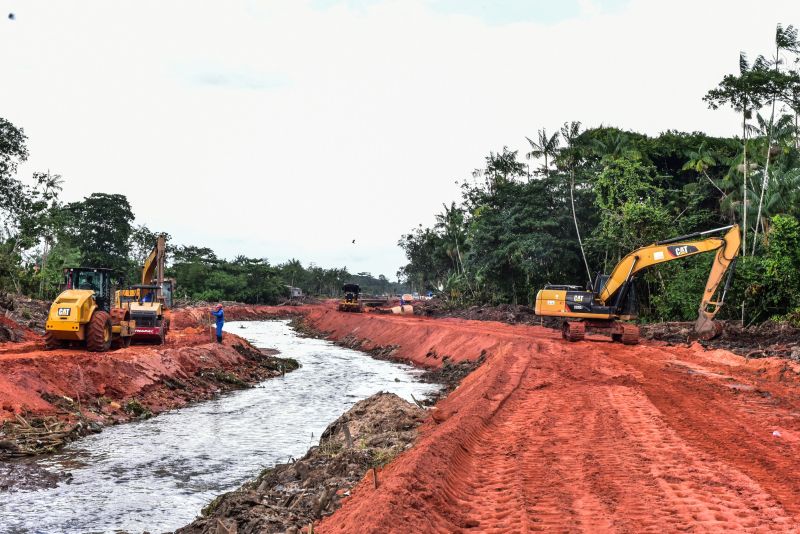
0;294;50;337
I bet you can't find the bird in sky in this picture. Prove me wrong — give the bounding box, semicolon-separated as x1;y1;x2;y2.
352;239;356;244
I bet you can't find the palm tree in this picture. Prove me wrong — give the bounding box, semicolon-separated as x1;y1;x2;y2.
525;129;560;176
682;142;727;198
435;202;466;275
752;24;799;253
704;52;767;256
748;112;796;246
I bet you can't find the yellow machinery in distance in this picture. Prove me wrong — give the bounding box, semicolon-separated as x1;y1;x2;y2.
535;225;741;344
338;284;364;312
45;267;135;351
115;234;174;344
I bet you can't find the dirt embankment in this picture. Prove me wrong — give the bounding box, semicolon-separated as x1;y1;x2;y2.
284;308;800;532
415;298;800;360
177;392;426;534
0;306;302;457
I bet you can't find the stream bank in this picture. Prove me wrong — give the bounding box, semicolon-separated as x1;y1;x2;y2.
0;333;298;459
177;392;426;534
1;320;439;533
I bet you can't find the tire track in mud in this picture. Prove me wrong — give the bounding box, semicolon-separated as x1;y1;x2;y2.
455;340;792;532
314;312;800;533
607;344;800;523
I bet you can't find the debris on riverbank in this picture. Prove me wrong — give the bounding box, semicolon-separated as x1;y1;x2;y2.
642;320;800;359
0;294;49;339
176;392;426;534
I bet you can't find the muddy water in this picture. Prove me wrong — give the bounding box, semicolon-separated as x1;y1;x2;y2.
1;320;439;534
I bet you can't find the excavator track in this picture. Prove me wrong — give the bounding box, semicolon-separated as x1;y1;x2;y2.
561;320;585;342
620;323;639;345
610;322;639;345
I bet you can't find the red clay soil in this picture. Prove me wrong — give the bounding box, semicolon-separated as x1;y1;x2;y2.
0;314;37;343
0;306;304;430
295;308;800;532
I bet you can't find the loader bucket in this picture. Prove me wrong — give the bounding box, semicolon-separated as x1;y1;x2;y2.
694;314;723;340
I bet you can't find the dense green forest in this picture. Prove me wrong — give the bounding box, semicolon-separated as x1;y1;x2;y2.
398;24;800;325
0;128;401;303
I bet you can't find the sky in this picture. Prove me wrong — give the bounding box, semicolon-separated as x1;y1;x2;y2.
1;0;799;278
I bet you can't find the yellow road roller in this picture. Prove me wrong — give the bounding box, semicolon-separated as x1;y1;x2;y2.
45;267;135;352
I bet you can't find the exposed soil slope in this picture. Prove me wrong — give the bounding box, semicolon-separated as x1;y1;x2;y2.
300;310;800;532
0;306;301;456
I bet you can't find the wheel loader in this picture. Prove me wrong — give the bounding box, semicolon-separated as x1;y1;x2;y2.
338;284;364;312
45;267;135;351
535;225;741;344
114;235;173;344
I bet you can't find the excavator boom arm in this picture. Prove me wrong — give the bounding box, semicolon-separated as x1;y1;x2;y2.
141;235;166;286
694;226;741;333
598;226;741;322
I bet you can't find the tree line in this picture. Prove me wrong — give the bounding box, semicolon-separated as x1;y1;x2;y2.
0;123;401;304
398;24;800;325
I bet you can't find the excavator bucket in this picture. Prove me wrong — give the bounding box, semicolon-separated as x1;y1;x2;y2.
694;313;723;340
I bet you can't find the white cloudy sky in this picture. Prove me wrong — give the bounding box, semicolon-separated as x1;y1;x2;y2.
1;0;798;277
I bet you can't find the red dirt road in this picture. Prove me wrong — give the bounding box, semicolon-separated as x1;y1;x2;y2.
303;309;800;532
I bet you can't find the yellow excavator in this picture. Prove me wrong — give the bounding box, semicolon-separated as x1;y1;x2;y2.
115;235;174;344
45;267;135;351
535;225;741;344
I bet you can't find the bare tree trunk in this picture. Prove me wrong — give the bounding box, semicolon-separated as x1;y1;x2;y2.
752;97;777;255
742;114;748;257
39;238;49;298
570;172;593;287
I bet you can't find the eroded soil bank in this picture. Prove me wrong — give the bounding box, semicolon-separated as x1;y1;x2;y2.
0;307;301;457
177;392;426;534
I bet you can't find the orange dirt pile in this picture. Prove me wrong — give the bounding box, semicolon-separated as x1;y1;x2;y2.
0;314;36;343
301;310;800;532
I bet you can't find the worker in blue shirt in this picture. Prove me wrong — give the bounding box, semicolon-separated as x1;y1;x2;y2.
210;304;224;343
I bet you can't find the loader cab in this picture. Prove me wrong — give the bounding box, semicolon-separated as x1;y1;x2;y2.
63;267;120;313
342;283;361;303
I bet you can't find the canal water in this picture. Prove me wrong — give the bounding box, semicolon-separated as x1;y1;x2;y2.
1;320;439;534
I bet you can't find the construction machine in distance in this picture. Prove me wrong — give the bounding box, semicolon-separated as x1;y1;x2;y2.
535;225;741;345
45;267;135;351
338;284;363;312
115;234;173;344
